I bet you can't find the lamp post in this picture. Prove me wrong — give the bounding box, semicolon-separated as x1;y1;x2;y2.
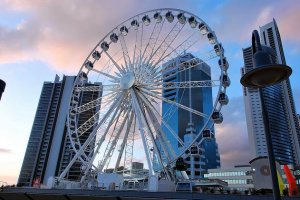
241;30;292;200
0;79;6;101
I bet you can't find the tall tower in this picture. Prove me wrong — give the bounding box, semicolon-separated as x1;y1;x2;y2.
161;53;220;178
260;19;300;164
241;19;300;165
17;75;102;186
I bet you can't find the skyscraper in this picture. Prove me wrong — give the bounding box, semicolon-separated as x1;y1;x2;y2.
161;53;220;178
242;19;300;165
17;75;102;186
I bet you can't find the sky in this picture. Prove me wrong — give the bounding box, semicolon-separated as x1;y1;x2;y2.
0;0;300;185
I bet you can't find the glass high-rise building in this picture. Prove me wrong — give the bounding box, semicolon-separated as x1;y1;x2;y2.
161;53;220;179
17;75;102;186
241;19;300;165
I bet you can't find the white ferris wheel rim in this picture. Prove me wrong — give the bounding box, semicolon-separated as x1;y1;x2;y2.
63;8;228;180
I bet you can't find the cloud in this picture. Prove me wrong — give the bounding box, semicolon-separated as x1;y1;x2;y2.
215;96;252;168
0;0;190;72
0;148;12;154
1;0;300;74
209;0;300;44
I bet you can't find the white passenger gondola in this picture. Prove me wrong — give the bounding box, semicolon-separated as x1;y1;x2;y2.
154;12;162;23
78;72;88;82
92;50;101;60
120;26;128;36
214;43;224;56
218;92;229;105
69;120;76;129
70;109;76;116
221;74;231;87
166;11;174;23
212;111;223;124
198;23;208;35
85;60;93;70
101;41;109;51
218;57;229;71
202;129;211;138
176;157;187;171
72;96;79;104
188;16;197;28
142;15;151;26
177;13;186;24
110;33;118;43
131;19;139;30
207;32;216;44
190;145;199;155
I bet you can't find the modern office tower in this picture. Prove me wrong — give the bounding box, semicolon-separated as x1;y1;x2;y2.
241;19;300;165
161;53;220;178
17;75;102;186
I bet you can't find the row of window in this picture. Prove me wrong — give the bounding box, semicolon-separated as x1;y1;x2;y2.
204;171;248;177
223;179;252;185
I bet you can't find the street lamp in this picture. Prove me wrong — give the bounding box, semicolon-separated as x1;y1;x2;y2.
241;30;292;200
0;79;6;101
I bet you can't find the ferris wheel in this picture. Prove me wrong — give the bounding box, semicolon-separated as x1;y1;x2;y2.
58;8;230;187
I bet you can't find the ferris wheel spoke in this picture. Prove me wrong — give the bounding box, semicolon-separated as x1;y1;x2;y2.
93;100;126;152
146;21;185;67
103;51;126;74
114;111;134;171
132;25;141;72
118;32;132;71
74;91;117;118
137;92;172;168
76;92;124;137
136;90;185;148
98;108;130;172
136;90;180;161
139;87;208;119
145;106;177;164
79;95;127;181
98;49;124;77
59;96;120;181
141;108;171;180
130;89;157;176
140;18;165;67
153;31;199;68
90;68;120;82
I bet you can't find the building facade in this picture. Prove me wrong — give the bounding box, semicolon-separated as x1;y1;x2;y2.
161;53;220;179
17;75;102;186
241;19;300;165
204;165;254;192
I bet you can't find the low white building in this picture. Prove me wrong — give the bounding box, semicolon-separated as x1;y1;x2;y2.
204;165;254;192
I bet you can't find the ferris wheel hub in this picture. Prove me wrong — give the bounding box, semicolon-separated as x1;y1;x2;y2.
119;72;135;90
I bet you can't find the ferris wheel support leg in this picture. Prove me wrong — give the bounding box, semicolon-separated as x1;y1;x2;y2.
130;89;155;176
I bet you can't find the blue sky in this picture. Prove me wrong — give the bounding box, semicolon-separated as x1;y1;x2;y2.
0;0;299;184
